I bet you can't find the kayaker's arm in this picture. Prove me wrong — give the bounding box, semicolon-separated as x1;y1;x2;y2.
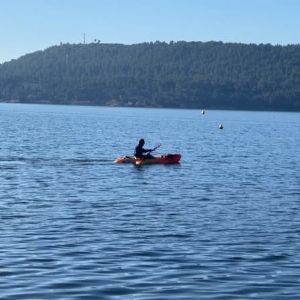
142;148;153;153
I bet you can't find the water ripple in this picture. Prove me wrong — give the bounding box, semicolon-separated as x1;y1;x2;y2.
0;105;300;299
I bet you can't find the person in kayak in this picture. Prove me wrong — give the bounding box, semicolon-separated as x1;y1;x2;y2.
134;139;155;159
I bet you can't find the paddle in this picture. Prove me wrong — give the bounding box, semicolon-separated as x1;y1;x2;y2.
152;143;162;152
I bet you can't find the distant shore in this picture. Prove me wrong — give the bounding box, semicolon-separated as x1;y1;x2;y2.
0;41;299;112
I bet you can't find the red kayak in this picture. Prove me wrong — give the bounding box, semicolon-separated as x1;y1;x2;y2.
115;154;181;165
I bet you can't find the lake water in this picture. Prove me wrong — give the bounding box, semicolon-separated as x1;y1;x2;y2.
0;103;299;299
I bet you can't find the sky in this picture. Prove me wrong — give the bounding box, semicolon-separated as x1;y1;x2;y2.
0;0;300;63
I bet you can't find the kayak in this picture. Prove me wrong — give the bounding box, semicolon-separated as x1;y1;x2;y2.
115;154;181;165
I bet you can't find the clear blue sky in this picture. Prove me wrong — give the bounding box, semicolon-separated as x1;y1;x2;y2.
0;0;299;63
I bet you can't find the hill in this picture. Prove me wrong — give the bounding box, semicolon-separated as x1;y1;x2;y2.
0;41;300;111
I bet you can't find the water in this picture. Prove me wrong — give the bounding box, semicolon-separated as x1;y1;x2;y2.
0;103;299;299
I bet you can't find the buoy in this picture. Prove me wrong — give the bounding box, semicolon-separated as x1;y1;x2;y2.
219;123;223;129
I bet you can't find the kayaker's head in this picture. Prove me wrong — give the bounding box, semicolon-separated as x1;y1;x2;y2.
138;139;145;146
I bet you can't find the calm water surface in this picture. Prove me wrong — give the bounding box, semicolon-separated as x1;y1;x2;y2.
0;103;299;299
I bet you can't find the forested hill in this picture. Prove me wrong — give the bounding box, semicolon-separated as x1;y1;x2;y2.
0;41;300;111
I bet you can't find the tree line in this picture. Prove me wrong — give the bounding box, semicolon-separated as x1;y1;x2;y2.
0;41;299;111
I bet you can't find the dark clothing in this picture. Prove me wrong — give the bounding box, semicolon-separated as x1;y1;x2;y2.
134;145;154;159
